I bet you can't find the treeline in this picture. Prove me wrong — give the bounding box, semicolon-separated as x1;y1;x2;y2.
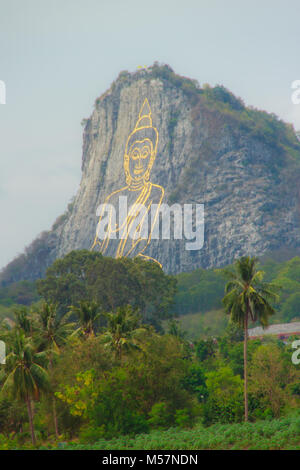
174;256;300;323
0;281;39;307
0;251;176;330
1;254;300;328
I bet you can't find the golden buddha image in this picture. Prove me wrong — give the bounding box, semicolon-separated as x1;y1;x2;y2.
91;99;164;266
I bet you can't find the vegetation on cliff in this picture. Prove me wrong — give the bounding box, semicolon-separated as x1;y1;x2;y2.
107;63;300;162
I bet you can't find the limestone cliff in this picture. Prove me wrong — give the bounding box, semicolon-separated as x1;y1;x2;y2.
2;64;300;283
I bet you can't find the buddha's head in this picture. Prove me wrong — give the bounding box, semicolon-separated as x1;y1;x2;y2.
124;99;158;186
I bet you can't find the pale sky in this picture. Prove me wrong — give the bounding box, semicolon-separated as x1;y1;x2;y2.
1;0;300;270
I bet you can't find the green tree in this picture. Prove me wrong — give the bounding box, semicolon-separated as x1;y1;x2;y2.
56;368;149;439
2;330;49;445
36;250;100;313
182;363;208;402
206;366;244;402
203;366;244;425
249;344;298;417
222;256;279;421
36;302;75;352
13;306;34;336
35;302;75;437
130;258;177;330
37;250;177;329
101;306;146;360
195;338;215;362
69;301;101;338
281;292;300;322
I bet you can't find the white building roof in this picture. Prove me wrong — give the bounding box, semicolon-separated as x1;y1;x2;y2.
248;321;300;338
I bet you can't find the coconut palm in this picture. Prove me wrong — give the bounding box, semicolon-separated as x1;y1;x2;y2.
35;302;75;437
0;307;36;339
222;256;279;421
101;305;146;361
69;300;101;338
2;330;49;445
14;307;33;335
36;302;75;352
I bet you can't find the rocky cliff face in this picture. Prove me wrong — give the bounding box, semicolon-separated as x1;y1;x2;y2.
2;64;300;283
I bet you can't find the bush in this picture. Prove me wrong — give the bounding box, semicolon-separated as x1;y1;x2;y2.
148;403;171;429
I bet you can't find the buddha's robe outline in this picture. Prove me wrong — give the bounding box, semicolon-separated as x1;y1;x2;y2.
92;181;164;262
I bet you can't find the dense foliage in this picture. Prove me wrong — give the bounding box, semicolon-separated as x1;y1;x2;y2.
0;252;299;449
36;250;176;330
1;255;300;336
0;304;299;448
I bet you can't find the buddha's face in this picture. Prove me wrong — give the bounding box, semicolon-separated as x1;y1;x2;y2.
128;138;154;181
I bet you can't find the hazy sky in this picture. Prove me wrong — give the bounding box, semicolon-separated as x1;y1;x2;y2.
1;0;300;270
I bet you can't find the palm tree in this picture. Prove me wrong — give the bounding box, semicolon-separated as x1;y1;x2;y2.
35;302;75;438
0;307;36;338
14;307;33;336
101;305;146;360
2;330;49;445
222;256;279;421
69;300;101;338
36;303;75;351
